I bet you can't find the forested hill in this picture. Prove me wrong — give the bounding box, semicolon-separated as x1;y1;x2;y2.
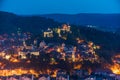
0;11;60;34
40;13;120;32
0;11;120;62
0;11;120;33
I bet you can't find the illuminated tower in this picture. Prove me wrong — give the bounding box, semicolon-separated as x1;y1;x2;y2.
23;40;26;47
57;28;61;37
61;43;65;50
67;25;71;32
72;51;75;62
34;39;37;46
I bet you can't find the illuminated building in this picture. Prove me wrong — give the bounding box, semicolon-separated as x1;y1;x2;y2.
25;46;33;50
56;70;69;80
34;39;38;46
18;51;27;59
65;51;76;62
23;40;27;47
56;24;71;37
0;51;6;57
61;24;71;32
5;54;11;60
72;51;75;62
44;28;53;38
57;28;61;37
31;51;39;56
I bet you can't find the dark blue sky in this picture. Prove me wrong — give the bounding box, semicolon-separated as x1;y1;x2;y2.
0;0;120;15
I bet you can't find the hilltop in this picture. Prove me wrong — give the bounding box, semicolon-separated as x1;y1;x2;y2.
0;11;60;34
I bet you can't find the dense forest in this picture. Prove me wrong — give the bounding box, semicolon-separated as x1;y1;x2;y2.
0;11;60;34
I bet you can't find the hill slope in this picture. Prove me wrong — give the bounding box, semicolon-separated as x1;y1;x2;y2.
0;11;60;34
0;11;120;62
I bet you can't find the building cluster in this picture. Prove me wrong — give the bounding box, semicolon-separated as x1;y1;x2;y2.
0;69;120;80
0;28;100;63
44;28;53;38
0;25;120;80
0;70;69;80
84;69;120;80
43;24;71;39
0;32;103;80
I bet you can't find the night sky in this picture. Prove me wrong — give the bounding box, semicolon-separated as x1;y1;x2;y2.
0;0;120;15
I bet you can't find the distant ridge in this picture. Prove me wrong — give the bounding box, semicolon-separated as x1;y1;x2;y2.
0;11;120;33
40;13;120;32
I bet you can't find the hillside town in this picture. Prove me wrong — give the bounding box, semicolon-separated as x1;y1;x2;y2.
0;24;120;80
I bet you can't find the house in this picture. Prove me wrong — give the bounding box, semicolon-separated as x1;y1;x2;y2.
66;51;76;62
116;75;120;80
93;69;113;76
39;40;46;48
56;75;68;80
18;51;27;59
85;75;115;80
31;51;39;56
57;70;67;75
6;76;20;80
56;70;69;80
84;75;96;80
0;76;6;80
71;69;89;79
86;69;116;80
20;74;34;80
56;74;69;80
38;74;50;80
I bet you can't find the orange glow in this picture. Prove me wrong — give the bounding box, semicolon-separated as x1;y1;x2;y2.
26;60;31;63
13;54;19;57
88;68;92;75
74;64;82;69
110;63;120;74
57;48;61;53
62;24;68;30
114;54;120;58
96;46;100;49
10;58;20;63
109;54;120;74
0;62;2;66
5;55;11;60
51;70;57;78
0;68;38;76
